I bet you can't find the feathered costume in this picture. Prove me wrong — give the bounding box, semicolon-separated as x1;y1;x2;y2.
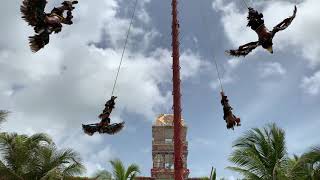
221;92;240;130
21;0;78;52
226;6;297;57
82;122;125;136
82;96;124;136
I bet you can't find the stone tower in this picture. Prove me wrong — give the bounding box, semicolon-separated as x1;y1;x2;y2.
151;114;189;179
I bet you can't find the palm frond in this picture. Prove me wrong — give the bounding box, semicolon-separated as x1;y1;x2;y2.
39;166;62;180
110;159;126;180
0;110;9;126
0;132;84;179
37;146;85;178
290;145;320;179
28;133;53;146
228;123;287;179
227;166;261;180
62;159;86;177
93;170;112;180
210;167;216;180
125;164;140;179
0;160;24;180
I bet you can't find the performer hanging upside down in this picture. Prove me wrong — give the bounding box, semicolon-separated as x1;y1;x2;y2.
98;96;117;127
225;5;297;57
220;92;240;130
21;0;78;52
82;96;124;136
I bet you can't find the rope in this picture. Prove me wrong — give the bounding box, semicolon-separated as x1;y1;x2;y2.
110;0;138;96
214;59;224;92
198;9;225;92
242;0;249;9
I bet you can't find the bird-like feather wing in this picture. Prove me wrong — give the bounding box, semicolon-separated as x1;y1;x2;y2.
20;0;47;27
225;41;260;57
271;6;297;37
82;122;125;136
28;31;50;53
101;122;125;135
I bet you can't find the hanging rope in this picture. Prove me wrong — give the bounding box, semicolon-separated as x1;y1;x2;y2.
242;0;249;9
198;9;225;93
213;59;224;92
110;0;138;96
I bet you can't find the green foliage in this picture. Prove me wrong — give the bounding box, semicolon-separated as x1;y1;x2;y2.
289;146;320;180
0;132;85;179
227;123;320;180
109;159;140;180
227;123;288;180
93;159;140;180
0;110;9;127
210;167;216;180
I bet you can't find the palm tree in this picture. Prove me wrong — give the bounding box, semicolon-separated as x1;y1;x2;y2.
0;132;85;179
227;123;288;180
109;159;140;180
0;133;52;179
289;146;320;180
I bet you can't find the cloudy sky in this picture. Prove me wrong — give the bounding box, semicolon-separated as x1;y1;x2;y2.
1;0;320;179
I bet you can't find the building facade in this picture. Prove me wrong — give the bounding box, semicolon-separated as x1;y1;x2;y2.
136;114;193;180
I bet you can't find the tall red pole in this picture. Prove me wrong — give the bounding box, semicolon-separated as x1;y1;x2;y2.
172;0;183;180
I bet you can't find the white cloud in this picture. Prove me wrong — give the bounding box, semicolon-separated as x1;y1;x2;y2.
213;0;320;66
212;0;257;53
301;71;320;95
181;50;208;80
259;62;286;78
227;58;241;69
0;0;206;176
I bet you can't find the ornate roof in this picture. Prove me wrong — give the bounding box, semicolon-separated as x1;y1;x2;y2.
154;114;186;126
